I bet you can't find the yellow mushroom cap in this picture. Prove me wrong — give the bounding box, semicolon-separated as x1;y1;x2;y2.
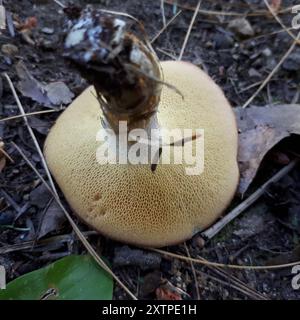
44;61;239;247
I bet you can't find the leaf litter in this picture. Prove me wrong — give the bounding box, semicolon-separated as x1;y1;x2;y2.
16;61;74;108
236;104;300;195
2;0;300;301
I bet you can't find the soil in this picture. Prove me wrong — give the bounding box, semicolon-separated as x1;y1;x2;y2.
0;0;300;300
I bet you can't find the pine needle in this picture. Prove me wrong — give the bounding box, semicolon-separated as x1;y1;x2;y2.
178;0;202;61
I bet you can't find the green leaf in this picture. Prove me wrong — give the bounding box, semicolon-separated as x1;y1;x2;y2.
0;255;113;300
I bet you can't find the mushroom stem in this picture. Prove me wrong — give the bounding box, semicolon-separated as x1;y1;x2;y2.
63;6;163;134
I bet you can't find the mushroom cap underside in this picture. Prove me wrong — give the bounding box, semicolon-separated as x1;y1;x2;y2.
44;61;239;247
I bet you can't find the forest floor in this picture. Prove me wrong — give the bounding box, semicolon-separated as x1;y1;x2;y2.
1;0;300;300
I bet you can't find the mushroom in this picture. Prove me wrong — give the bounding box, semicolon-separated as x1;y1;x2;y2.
44;8;239;247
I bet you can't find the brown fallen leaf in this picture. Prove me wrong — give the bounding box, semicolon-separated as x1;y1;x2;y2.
155;287;182;300
15;16;38;32
155;280;189;300
235;104;300;195
16;61;74;108
15;16;38;45
270;0;282;13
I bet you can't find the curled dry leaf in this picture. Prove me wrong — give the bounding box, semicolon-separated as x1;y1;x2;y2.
15;16;38;32
235;104;300;195
16;61;74;108
14;16;38;45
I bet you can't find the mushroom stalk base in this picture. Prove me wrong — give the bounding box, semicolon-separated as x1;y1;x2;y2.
63;7;163;134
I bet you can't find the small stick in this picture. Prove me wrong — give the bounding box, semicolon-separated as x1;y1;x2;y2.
160;0;167;28
4;73;57;195
0;189;21;212
178;0;202;61
204;261;268;300
242;32;300;108
0;0;6;31
0;144;14;163
202;159;299;240
243;27;295;43
53;0;65;8
195;269;264;300
150;246;300;270
156;47;177;60
184;243;201;300
263;0;300;44
0;109;59;122
164;0;293;17
0;231;97;255
151;9;182;44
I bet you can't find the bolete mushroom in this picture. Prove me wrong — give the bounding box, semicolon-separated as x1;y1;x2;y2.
44;7;239;247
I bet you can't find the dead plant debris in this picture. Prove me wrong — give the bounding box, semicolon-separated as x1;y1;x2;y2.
0;0;300;301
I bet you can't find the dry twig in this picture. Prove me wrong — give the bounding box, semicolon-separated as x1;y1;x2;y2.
165;0;294;17
202;159;298;239
160;0;166;27
263;0;300;44
151;9;182;43
178;0;202;61
150;247;300;270
195;269;265;300
53;0;65;8
0;110;59;123
184;243;200;300
4;73;57;194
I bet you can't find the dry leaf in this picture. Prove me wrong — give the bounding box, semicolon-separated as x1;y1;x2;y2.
155;287;182;300
45;82;75;105
155;280;190;300
30;184;52;209
16;61;74;108
28;116;51;135
270;0;282;12
15;16;37;32
38;200;66;239
235;104;300;195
